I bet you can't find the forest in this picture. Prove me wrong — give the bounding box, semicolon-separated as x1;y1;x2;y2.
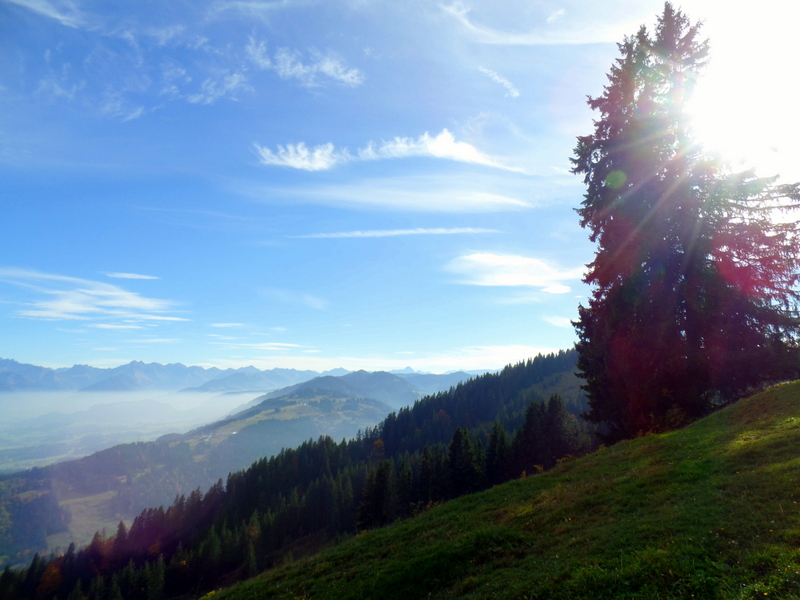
0;350;595;600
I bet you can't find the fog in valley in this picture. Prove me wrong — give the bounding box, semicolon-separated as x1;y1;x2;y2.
0;390;262;472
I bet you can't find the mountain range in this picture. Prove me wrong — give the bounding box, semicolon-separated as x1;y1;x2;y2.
0;358;347;393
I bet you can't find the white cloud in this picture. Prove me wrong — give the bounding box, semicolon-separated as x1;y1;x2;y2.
360;129;524;172
147;25;185;46
441;2;621;45
247;177;532;212
138;315;189;321
188;71;250;105
543;316;573;328
447;253;584;293
254;142;350;171
209;341;303;351
477;67;520;98
210;0;297;21
211;322;245;327
246;37;272;69
547;9;566;24
7;0;84;28
255;129;523;172
262;288;328;310
98;87;146;121
293;227;498;239
247;37;364;87
203;344;560;373
106;272;160;280
0;267;182;321
91;324;145;330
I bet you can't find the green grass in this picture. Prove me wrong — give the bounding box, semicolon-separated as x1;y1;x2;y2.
46;490;127;554
211;381;800;600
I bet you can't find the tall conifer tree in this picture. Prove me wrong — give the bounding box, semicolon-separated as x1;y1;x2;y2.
573;3;800;440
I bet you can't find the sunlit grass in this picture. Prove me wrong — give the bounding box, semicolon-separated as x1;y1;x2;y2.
211;381;800;600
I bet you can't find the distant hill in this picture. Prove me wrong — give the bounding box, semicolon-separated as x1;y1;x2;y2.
178;368;323;393
234;369;476;415
393;370;473;395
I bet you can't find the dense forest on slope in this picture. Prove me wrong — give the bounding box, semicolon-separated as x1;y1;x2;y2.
207;380;800;600
0;350;595;599
0;370;463;563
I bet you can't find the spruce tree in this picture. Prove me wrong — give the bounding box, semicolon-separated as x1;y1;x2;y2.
573;3;800;440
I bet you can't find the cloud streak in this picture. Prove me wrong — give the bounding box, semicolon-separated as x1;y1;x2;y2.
478;67;520;98
292;227;498;239
255;129;524;172
447;253;584;293
441;2;621;45
262;288;328;310
106;272;160;280
255;142;350;171
0;268;183;322
245;174;533;212
7;0;84;28
247;37;364;87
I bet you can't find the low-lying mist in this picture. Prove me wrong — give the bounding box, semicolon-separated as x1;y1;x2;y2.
0;389;264;472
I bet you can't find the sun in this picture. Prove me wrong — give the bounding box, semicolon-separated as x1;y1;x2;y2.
683;1;799;184
686;75;785;178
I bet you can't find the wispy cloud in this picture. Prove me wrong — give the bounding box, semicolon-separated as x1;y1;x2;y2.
477;67;520;98
188;71;250;104
210;0;298;21
547;9;566;24
543;316;573;328
208;340;303;351
255;129;524;172
447;252;584;293
292;227;498;239
0;267;184;322
211;344;558;373
7;0;85;28
262;288;328;310
91;324;145;330
247;37;364;87
255;142;350;171
441;2;620;45
211;322;245;328
245;175;532;212
106;272;160;280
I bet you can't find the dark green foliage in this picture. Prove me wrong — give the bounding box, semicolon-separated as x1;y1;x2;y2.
2;352;594;599
484;422;511;486
573;3;800;441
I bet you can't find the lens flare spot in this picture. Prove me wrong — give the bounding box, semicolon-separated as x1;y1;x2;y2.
605;170;627;189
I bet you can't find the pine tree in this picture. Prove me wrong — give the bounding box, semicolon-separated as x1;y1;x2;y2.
485;421;511;486
66;579;87;600
572;3;800;440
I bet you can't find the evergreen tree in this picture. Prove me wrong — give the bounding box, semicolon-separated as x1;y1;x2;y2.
87;574;106;600
485;421;511;486
572;3;800;440
66;579;87;600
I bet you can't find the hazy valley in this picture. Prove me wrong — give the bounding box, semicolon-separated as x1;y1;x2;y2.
0;357;486;562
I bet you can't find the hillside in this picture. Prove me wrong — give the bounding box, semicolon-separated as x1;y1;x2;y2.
0;351;586;592
0;364;503;564
215;381;800;600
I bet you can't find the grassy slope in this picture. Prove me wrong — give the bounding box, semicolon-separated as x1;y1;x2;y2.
212;381;800;600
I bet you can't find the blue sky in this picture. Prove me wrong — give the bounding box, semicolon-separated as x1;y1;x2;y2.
1;0;797;372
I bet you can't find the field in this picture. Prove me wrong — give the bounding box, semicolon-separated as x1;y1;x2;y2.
212;381;800;599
